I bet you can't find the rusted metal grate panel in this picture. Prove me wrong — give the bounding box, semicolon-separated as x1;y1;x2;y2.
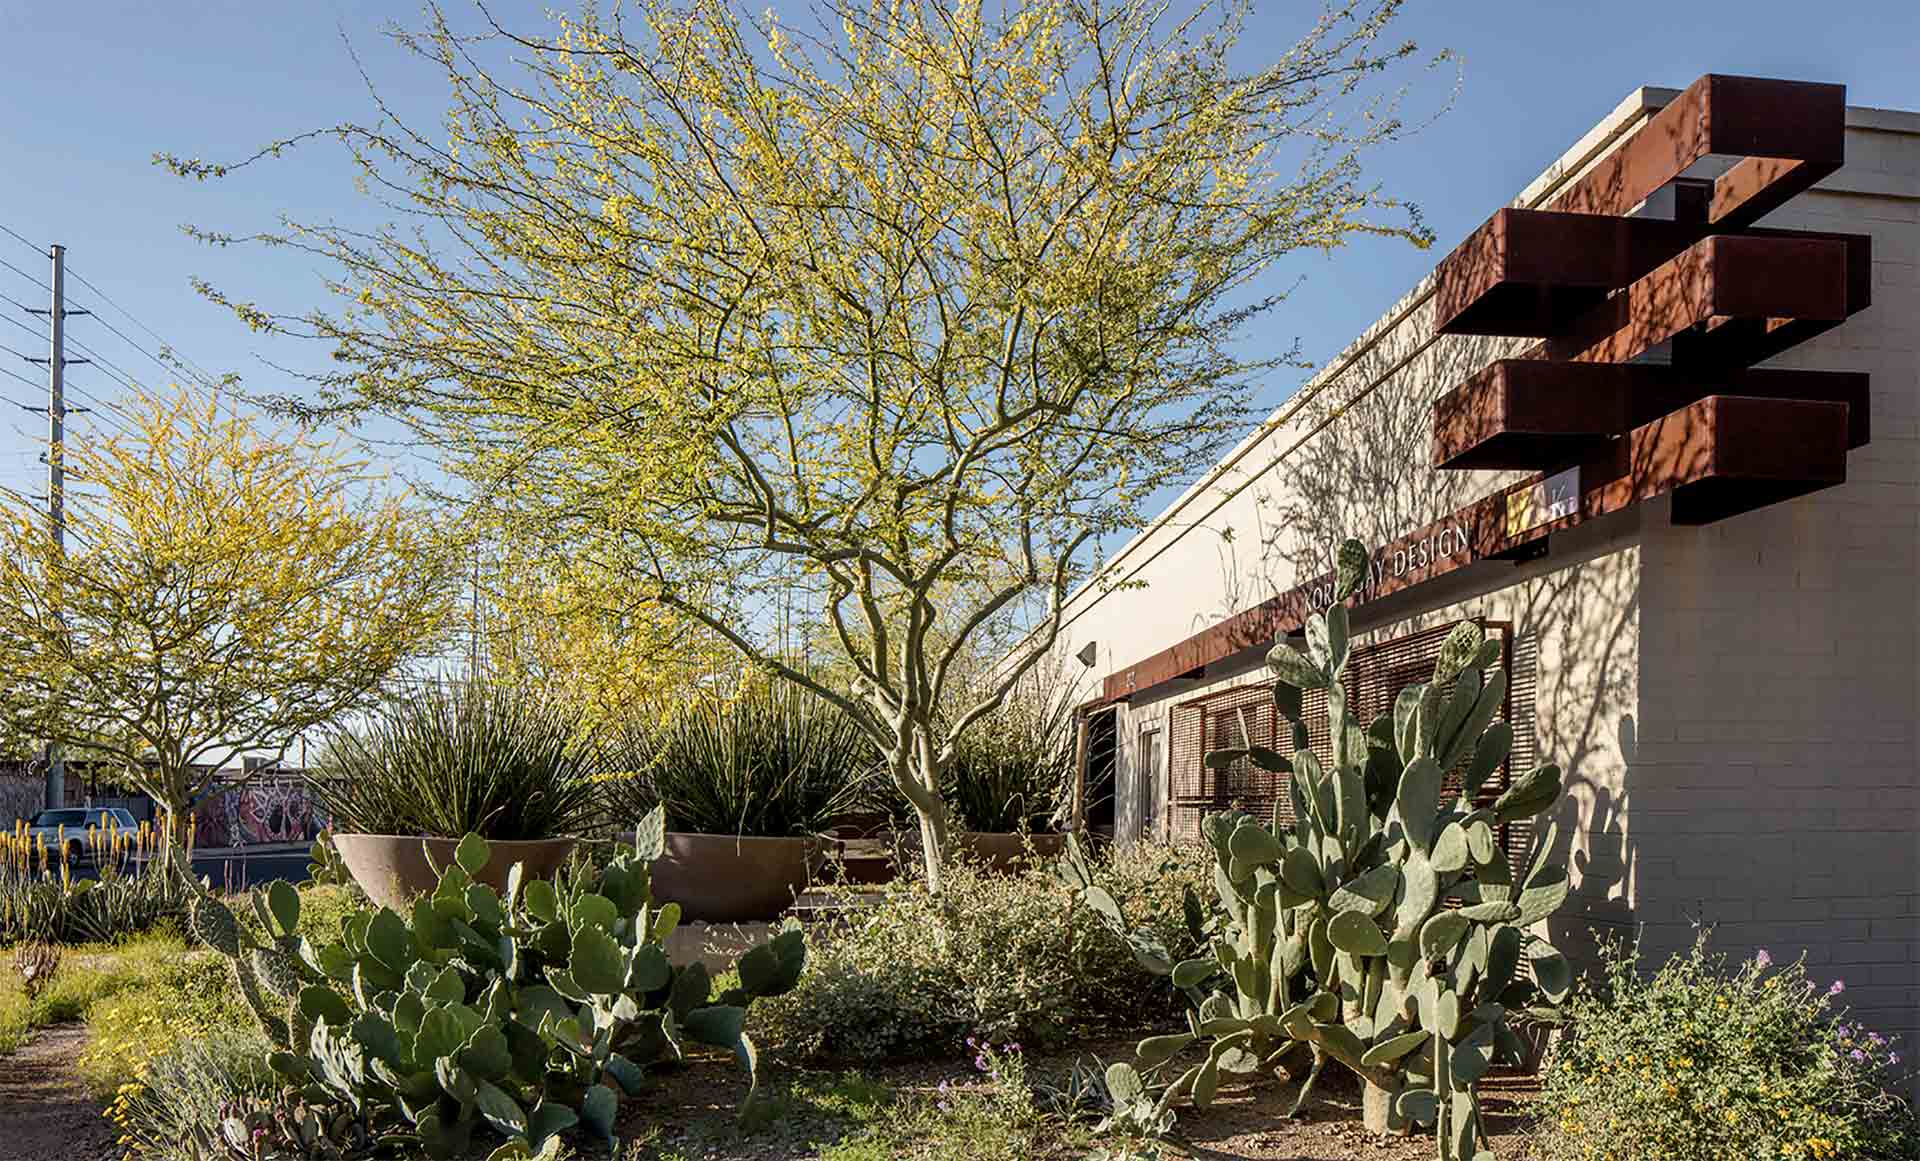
1168;621;1530;863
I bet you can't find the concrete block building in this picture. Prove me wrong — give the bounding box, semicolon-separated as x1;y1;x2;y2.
1043;77;1919;1063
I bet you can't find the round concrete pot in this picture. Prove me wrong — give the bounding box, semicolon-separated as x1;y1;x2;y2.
330;833;577;911
648;832;822;923
958;830;1067;873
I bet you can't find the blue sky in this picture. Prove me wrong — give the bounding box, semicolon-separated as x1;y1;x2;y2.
0;0;1914;503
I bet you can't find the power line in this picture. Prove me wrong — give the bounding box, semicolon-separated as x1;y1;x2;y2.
0;363;43;394
0;223;42;255
0;255;49;294
64;264;221;390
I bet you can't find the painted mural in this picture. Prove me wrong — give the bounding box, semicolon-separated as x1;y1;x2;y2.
193;780;324;848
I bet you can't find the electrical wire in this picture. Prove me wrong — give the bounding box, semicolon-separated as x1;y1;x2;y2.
64;264;221;390
0;223;43;256
0;255;49;294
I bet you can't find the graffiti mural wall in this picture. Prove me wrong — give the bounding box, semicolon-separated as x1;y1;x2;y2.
193;779;324;848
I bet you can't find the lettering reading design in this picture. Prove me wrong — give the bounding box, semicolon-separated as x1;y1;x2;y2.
1304;522;1472;611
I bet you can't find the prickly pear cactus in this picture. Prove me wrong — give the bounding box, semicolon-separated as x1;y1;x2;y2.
186;807;805;1158
1111;539;1574;1161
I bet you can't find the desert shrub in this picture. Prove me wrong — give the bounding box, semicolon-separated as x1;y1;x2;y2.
307;678;599;839
106;1026;281;1161
77;947;252;1097
758;843;1214;1059
1061;840;1216;1029
1532;932;1918;1161
603;681;879;836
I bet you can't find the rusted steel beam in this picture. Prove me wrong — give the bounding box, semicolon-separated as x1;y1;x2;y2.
1104;396;1852;700
1576;395;1848;526
1434;75;1846;336
1434;210;1698;336
1433;209;1870;341
1549;75;1844;225
1541;234;1849;366
1668;228;1872;370
1433;361;1870;470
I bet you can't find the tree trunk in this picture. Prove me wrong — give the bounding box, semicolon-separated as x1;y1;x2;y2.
155;791;194;879
888;719;953;894
916;807;947;895
1362;1073;1408;1136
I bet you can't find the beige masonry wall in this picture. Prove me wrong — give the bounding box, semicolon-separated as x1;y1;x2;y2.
1045;89;1920;1067
1052;86;1683;846
1626;111;1920;1058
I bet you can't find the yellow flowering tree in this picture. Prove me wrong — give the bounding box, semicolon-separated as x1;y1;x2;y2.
0;385;452;850
471;555;726;736
169;0;1436;888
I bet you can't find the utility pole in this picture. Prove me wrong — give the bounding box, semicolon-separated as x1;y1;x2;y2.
43;244;68;810
26;245;87;809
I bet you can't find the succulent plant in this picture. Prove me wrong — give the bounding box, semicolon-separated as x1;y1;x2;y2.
1072;538;1573;1161
210;1094;377;1160
185;806;804;1158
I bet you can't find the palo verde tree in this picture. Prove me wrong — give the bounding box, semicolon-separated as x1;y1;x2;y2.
0;384;452;851
472;554;730;737
168;0;1441;889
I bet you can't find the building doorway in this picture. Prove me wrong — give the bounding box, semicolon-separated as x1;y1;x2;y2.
1139;726;1164;842
1081;708;1118;842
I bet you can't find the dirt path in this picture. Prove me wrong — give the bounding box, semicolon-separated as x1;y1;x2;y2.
0;1023;115;1161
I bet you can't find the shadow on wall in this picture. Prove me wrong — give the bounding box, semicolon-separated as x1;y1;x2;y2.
1237;302;1644;973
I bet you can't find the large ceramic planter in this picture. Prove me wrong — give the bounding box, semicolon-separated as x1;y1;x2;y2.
330;833;577;911
958;830;1067;873
649;832;822;923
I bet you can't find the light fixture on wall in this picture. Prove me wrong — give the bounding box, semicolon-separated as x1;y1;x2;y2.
1075;641;1098;668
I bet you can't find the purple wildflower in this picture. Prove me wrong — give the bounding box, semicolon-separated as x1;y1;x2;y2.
1829;979;1846;996
1754;949;1772;970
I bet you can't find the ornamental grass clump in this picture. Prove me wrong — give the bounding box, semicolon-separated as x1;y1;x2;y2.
1530;932;1918;1161
602;682;879;837
939;671;1080;834
306;679;599;840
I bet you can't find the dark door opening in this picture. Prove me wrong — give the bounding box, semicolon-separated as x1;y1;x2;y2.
1082;708;1117;842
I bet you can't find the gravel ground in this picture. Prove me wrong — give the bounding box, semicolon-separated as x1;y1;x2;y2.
618;1034;1542;1160
0;1023;118;1161
0;1021;1542;1161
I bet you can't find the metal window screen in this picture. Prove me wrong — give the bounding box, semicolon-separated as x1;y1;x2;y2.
1167;621;1530;858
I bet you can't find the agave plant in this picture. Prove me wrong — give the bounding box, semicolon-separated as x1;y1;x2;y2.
603;682;879;837
306;680;599;841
